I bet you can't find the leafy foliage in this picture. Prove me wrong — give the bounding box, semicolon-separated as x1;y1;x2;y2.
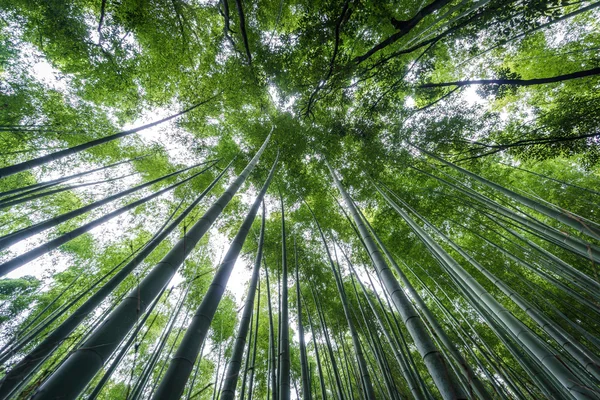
0;0;599;398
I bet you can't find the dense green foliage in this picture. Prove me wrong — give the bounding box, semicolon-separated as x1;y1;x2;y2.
0;0;599;399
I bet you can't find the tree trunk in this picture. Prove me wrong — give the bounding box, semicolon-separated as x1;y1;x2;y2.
397;193;600;380
265;260;278;400
129;282;194;400
353;0;453;64
87;285;173;399
409;264;524;399
306;202;376;399
420;67;600;88
346;256;425;400
240;308;254;400
414;164;600;265
499;161;600;196
336;331;357;400
416;146;600;239
0;155;147;199
302;291;327;400
0;171;137;210
311;284;345;400
234;0;252;64
186;340;206;399
247;277;260;400
357;191;491;399
212;339;224;400
377;185;598;400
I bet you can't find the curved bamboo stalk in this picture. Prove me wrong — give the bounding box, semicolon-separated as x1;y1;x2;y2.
492;215;600;297
413;262;533;398
369;262;434;400
421;67;600;88
348;277;389;399
139;267;215;399
356;321;388;399
370;321;401;399
266;323;273;400
211;337;225;400
8;278;137;399
348;231;432;400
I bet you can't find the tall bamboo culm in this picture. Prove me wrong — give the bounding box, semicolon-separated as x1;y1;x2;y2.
294;238;312;400
220;201;266;400
278;194;291;400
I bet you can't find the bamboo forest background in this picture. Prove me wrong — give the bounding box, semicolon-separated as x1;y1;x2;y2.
0;0;599;399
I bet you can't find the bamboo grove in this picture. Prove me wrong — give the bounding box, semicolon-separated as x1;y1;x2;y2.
0;0;599;399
